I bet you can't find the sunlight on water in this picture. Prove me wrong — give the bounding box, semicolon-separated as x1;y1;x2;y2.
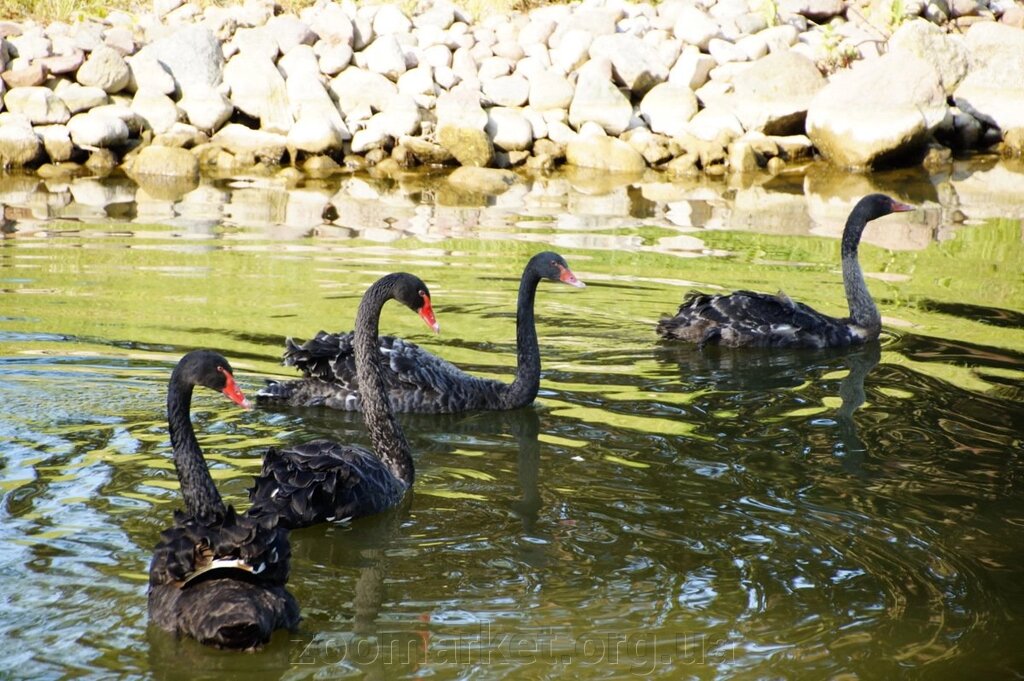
0;163;1022;679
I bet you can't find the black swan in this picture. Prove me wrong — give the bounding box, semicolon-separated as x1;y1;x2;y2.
148;350;299;650
256;251;584;413
248;273;434;529
656;194;914;348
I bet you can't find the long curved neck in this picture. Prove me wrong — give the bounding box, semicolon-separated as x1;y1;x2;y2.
167;375;226;518
502;267;542;409
840;212;880;334
355;276;414;485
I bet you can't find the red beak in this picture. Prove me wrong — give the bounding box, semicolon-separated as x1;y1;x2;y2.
890;200;915;213
557;264;586;288
218;367;252;410
419;293;440;333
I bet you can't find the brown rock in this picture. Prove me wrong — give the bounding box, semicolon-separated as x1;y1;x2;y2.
37;51;84;75
2;62;47;88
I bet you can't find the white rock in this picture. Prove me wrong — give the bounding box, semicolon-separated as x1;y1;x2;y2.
0;125;41;166
373;4;412;35
452;47;479;81
309;2;354;46
67;112;130;148
758;24;799;53
89;104;144;136
436;82;488;129
673;7;722;50
708;38;748;64
36;124;74;162
478;56;513;80
233;26;279;61
522;106;548;139
329;67;398;115
415;4;455;29
211;123;287;162
590;33;669;95
350;125;388;153
224;53;292;133
4;87;71;125
126;54;176;95
316;41;353;76
527;70;574;110
551;29;593;74
546;119;575;144
568;58;634;135
807;52;947;168
179;85;233;133
687;105;744;141
278;45;321;81
288;115;343;153
139;25;224;93
364;35;407;80
640;82;698;137
52;83;109;114
889;19;971;95
131;87;181;134
398;65;438;98
566;135;646;172
76;45;131;93
370;94;421;137
483;74;529;107
434;65;459;89
669;45;716;90
420;43;452;69
486;106;534;150
287;71;349;140
267;15;316;54
736;34;769;61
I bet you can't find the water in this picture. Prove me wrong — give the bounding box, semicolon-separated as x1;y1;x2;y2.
1;159;1022;680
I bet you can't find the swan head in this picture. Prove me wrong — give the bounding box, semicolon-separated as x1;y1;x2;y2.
175;349;253;410
392;273;440;334
531;251;585;288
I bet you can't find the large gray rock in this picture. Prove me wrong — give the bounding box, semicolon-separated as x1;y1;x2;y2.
719;51;826;134
590;33;668;95
566;134;647;173
67;112;130;148
889;19;970;94
3;86;70;124
224;53;292;133
0;124;41;166
128;145;199;179
76;45;130;93
640;83;698;137
211;123;287;163
329;67;398;116
953;23;1024;131
807;52;947;169
140;25;224;94
568;59;634;135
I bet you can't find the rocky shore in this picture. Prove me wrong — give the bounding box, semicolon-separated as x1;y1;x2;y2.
1;0;1023;185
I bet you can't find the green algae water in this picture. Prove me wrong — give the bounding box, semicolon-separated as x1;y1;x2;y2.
0;165;1022;679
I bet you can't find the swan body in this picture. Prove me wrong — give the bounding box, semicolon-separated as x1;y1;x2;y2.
249;273;434;529
256;252;584;413
656;194;914;349
148;350;299;650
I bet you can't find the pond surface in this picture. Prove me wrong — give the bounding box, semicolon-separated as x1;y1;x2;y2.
1;158;1022;680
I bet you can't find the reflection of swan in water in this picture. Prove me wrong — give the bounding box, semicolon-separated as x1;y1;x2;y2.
834;341;882;474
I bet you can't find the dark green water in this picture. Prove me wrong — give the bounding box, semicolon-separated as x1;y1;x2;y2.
0;164;1022;679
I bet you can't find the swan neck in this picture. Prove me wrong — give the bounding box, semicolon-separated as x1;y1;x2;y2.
354;276;414;485
841;212;880;333
505;267;542;408
167;374;226;518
